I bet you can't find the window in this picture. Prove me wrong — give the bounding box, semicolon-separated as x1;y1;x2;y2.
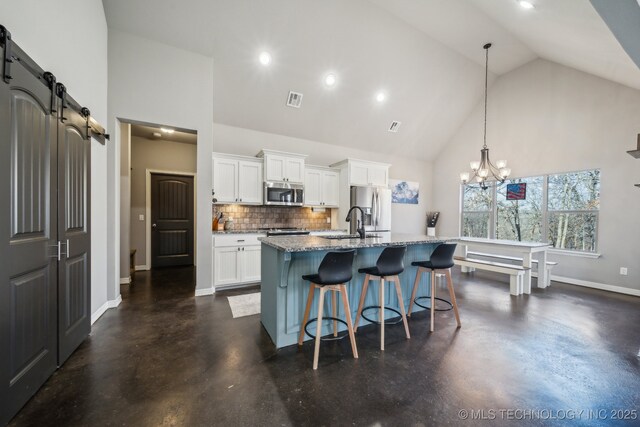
461;185;492;238
547;170;600;252
496;176;543;242
460;169;600;253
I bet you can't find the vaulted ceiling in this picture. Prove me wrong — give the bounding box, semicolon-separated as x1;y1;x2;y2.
102;0;640;161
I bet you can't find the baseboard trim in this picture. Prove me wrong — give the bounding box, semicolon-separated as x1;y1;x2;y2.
195;287;215;297
548;274;640;297
120;276;131;285
135;265;149;271
91;301;109;325
91;295;123;325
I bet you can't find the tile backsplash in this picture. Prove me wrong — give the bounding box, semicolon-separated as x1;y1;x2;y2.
212;205;332;230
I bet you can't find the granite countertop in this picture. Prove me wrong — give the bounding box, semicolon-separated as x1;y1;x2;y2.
258;233;454;252
212;228;347;235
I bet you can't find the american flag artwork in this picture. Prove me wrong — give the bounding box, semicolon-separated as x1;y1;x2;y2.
506;183;527;200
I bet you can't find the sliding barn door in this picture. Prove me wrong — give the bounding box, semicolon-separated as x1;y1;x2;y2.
0;59;58;424
56;93;91;364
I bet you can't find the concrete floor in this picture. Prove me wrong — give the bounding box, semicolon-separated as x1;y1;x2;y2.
8;266;640;426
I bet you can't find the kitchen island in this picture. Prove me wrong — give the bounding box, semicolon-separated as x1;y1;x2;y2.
259;233;453;348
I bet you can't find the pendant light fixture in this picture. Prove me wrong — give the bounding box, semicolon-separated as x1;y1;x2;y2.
460;43;511;190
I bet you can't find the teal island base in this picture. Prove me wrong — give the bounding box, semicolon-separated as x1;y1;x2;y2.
259;235;449;349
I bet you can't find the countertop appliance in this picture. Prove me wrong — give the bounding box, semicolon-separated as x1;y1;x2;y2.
264;182;304;206
349;186;391;234
260;227;311;237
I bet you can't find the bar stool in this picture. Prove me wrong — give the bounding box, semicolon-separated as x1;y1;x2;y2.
408;243;461;332
354;246;410;350
298;250;358;370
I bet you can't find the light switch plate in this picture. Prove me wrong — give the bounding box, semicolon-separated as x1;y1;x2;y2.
620;267;628;276
326;217;331;223
139;214;145;221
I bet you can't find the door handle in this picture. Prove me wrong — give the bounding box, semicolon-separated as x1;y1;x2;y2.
152;223;157;228
62;239;70;258
49;242;61;261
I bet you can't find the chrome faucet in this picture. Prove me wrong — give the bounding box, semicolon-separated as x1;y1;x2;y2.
345;206;366;239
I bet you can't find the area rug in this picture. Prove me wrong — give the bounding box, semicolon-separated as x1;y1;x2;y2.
227;292;261;318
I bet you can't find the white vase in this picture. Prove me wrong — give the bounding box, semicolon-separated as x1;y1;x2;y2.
427;227;436;237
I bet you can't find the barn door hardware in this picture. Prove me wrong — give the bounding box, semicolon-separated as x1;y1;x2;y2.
56;82;67;122
43;71;57;113
1;25;13;83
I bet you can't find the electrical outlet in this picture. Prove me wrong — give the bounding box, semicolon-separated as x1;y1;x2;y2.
139;214;145;221
620;267;628;276
326;217;331;223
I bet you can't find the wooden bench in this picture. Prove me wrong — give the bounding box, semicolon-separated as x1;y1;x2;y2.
454;256;530;296
467;251;557;287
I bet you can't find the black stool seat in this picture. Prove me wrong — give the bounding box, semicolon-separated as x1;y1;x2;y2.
411;259;454;270
301;274;339;286
357;266;403;277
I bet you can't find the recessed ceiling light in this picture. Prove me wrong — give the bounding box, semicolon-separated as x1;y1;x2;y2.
324;73;337;87
160;127;175;134
259;51;272;66
375;92;386;103
518;1;534;9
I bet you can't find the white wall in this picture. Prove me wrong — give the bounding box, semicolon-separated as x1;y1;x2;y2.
433;59;640;293
107;30;214;295
0;0;111;320
130;136;197;267
213;123;433;234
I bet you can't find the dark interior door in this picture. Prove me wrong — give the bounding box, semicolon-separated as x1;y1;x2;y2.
0;57;58;425
151;174;194;268
57;93;91;364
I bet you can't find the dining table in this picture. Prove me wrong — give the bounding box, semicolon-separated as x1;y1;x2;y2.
456;237;552;293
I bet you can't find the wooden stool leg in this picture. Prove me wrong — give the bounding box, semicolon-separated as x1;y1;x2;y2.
339;285;358;359
313;287;326;370
408;268;422;317
430;270;436;332
445;270;461;328
380;277;385;351
332;289;338;337
354;274;370;332
298;284;315;345
393;276;410;339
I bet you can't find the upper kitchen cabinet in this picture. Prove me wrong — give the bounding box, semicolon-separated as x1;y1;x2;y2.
212;153;263;204
304;166;339;207
257;149;307;184
331;159;390;187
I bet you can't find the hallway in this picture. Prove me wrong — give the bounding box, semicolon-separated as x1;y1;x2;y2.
9;267;640;426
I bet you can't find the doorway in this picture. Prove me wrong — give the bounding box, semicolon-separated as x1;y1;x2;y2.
150;173;195;267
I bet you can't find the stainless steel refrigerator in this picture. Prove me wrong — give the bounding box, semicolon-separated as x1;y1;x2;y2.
349;186;391;234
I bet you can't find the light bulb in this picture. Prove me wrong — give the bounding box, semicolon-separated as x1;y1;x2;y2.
470;161;480;170
496;160;507;169
501;168;511;177
476;176;483;183
324;73;337;87
460;172;470;183
518;1;534;9
479;169;489;178
259;51;272;66
375;92;386;103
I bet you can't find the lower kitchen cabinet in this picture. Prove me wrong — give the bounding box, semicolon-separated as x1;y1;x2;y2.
212;233;264;287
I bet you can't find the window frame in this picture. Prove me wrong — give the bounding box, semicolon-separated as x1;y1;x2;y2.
460;168;601;254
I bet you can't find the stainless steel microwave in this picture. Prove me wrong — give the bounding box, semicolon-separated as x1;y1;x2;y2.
264;182;304;206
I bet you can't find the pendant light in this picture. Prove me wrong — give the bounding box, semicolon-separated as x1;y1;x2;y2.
460;43;511;190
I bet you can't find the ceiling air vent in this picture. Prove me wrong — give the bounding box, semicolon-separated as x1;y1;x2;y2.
286;91;303;108
388;121;401;133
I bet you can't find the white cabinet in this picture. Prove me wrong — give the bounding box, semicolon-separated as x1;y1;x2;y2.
348;161;389;187
258;149;307;184
212;233;264;288
304;166;339;207
212;153;262;204
330;159;390;187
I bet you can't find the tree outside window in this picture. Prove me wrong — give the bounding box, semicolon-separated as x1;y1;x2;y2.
548;170;600;251
461;169;600;253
